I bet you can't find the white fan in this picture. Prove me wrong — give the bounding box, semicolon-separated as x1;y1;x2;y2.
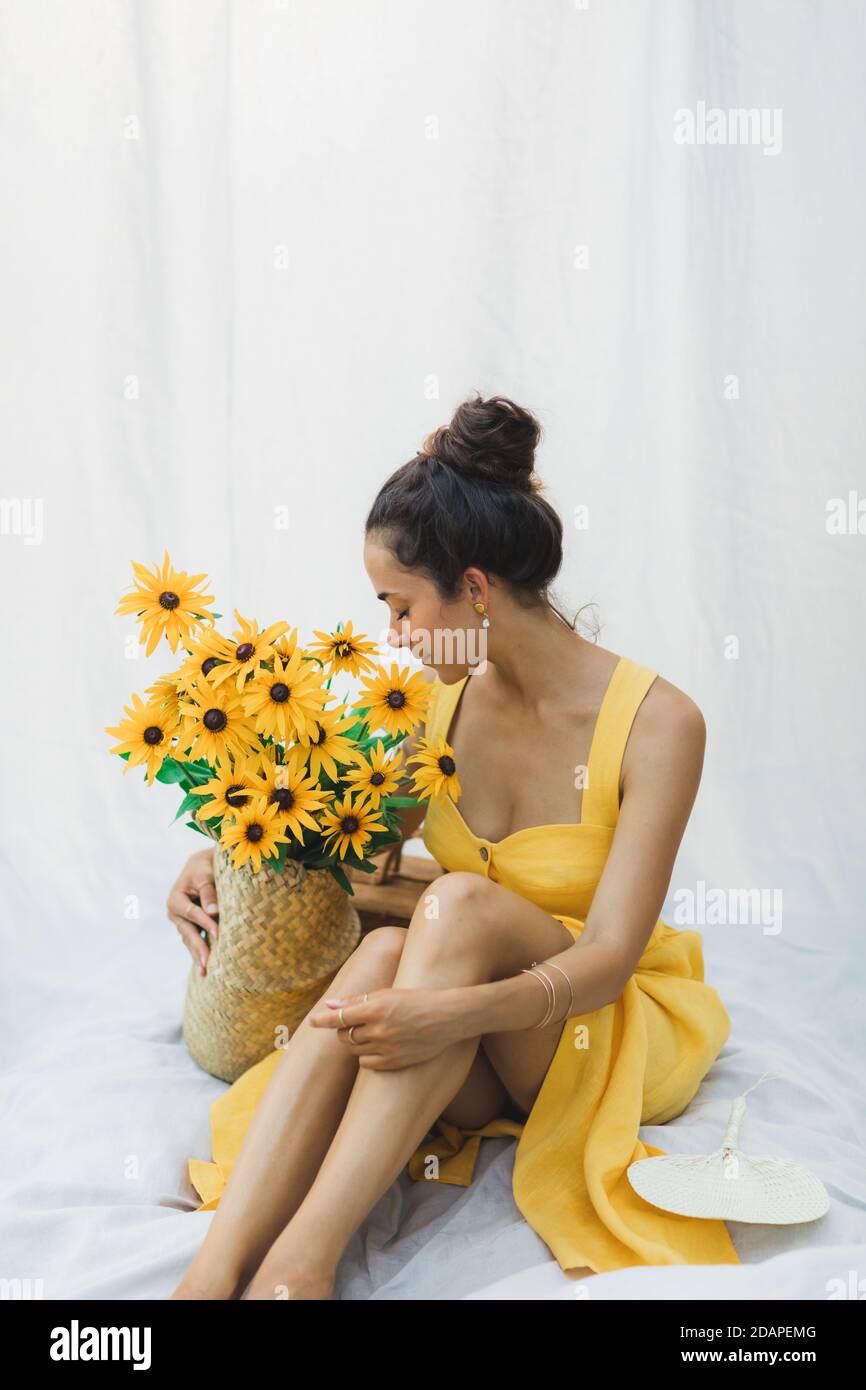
627;1072;830;1224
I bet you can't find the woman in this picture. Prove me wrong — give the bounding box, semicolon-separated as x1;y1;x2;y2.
171;394;740;1299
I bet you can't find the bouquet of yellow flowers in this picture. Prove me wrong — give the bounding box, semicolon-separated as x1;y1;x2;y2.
106;551;461;895
106;551;461;1081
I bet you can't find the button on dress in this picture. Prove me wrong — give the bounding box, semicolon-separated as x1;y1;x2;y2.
187;655;740;1274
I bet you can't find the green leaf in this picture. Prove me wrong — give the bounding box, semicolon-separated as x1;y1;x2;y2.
155;758;187;785
176;760;214;786
381;796;418;807
185;818;210;837
348;857;379;875
272;840;292;873
174;790;204;822
327;862;355;895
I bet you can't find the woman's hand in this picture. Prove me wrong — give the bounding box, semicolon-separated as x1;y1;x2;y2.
306;987;467;1070
166;848;219;975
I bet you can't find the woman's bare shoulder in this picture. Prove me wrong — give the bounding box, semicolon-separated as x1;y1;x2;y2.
624;670;707;783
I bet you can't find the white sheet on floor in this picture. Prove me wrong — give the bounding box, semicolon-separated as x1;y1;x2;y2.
1;852;863;1302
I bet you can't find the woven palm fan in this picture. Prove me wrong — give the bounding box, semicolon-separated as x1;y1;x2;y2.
627;1073;830;1224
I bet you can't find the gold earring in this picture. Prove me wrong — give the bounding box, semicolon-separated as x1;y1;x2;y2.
473;601;490;629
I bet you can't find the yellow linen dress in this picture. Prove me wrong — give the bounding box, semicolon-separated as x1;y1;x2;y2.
187;655;740;1274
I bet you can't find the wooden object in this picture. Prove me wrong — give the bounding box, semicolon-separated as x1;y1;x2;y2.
346;844;442;932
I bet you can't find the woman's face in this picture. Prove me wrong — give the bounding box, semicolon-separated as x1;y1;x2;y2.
363;533;485;683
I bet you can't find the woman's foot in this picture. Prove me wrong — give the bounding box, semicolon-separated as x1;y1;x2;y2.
170;1265;242;1300
243;1248;336;1300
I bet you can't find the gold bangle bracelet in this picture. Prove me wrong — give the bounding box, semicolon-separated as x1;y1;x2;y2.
522;963;556;1028
531;966;560;1028
521;965;554;1027
541;959;574;1021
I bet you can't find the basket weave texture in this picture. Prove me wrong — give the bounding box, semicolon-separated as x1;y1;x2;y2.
183;849;361;1082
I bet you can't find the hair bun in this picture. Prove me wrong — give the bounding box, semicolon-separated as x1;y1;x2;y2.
420;393;542;491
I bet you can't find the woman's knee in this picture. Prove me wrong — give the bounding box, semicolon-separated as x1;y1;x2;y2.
318;928;407;1022
350;925;407;976
420;871;491;912
407;872;496;952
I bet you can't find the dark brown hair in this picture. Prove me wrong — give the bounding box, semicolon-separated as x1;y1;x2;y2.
366;392;584;630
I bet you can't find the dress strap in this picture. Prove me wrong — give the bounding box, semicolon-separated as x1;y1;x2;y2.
423;675;463;745
420;676;442;741
581;657;659;828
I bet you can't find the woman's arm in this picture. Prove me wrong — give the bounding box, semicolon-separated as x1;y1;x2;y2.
572;679;707;987
459;680;708;1031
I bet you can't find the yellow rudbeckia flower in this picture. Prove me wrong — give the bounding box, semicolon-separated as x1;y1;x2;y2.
105;693;177;784
343;740;404;809
307;620;379;677
175;675;259;769
114;550;214;657
173;628;235;694
269;629;301;666
242;650;328;743
319;792;387;861
248;748;332;845
219;796;291;873
298;704;364;781
189;755;263;821
206;609;290;693
405;736;462;803
352;662;432;737
144;672;183;724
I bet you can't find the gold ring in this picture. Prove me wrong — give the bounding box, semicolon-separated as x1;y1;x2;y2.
339;1006;347;1026
348;1025;358;1044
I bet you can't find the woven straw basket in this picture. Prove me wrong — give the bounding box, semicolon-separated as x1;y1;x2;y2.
182;848;362;1083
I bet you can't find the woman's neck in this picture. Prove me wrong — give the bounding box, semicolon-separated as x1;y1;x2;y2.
481;604;592;712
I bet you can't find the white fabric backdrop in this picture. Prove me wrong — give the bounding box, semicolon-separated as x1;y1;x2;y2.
1;0;864;1300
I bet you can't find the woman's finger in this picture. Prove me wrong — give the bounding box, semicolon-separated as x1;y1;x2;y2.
175;893;219;939
190;871;219;924
337;1023;370;1048
307;993;369;1029
170;914;209;974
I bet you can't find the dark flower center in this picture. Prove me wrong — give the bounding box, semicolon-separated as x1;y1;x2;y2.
438;755;456;777
273;787;295;811
226;785;248;808
235;641;255;662
204;708;227;732
159;591;180;610
201;656;219;676
336;641;352;657
340;816;359;835
246;823;264;843
270;682;290;703
143;725;163;746
313;725;326;745
370;771;385;786
386;689;406;709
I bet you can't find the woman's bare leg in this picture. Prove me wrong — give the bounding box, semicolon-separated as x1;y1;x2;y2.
171;926;407;1299
245;872;575;1300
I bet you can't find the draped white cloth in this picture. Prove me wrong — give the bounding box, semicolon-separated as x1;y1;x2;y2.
1;0;864;1299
